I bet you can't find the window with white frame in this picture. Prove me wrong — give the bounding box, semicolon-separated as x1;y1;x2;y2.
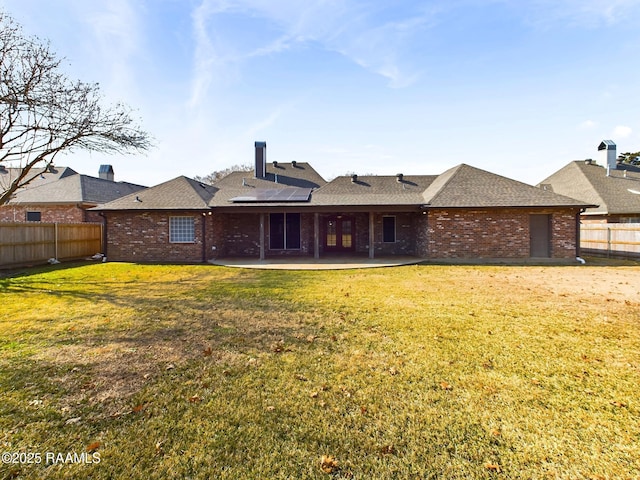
169;216;195;243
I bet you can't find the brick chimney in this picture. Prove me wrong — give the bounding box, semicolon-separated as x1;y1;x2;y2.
255;141;266;178
98;164;114;182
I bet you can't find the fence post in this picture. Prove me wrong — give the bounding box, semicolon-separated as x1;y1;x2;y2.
54;223;59;260
607;225;611;258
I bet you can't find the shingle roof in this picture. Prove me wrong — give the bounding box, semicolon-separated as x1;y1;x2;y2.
539;161;640;215
0;166;77;193
310;175;437;206
9;174;146;205
95;162;592;212
423;164;592;208
209;162;326;207
95;176;217;210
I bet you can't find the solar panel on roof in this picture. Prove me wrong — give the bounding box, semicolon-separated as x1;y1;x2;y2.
230;187;312;203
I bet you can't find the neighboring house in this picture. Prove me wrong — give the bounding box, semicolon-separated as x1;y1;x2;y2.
538;140;640;223
94;142;592;263
0;165;146;223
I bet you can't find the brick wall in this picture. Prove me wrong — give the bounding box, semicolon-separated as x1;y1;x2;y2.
423;208;578;259
0;204;86;223
105;210;211;263
372;212;416;255
102;207;580;263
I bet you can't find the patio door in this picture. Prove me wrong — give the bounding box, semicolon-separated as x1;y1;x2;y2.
324;216;355;252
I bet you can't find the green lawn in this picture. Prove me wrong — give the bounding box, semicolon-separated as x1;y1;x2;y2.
0;262;638;479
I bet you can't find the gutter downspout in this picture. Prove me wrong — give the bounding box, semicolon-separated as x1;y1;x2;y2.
99;212;108;260
201;212;207;263
576;208;585;264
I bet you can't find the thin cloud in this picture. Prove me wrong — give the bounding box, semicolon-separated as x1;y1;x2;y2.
579;120;597;129
517;0;640;27
612;125;633;138
189;0;440;91
83;0;142;99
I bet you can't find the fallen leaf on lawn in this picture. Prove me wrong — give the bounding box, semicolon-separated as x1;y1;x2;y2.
166;364;175;371
611;400;627;408
490;429;501;437
188;394;201;403
380;445;396;455
485;463;501;472
65;416;82;425
389;367;398;376
310;391;319;398
86;442;101;453
440;382;453;390
295;374;308;382
132;404;145;413
155;441;164;455
531;378;541;386
320;455;339;474
203;346;212;356
306;335;317;343
265;405;275;411
360;405;368;414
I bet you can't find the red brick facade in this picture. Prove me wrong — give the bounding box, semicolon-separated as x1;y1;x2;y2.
105;211;214;263
101;207;580;263
0;204;95;223
422;208;578;259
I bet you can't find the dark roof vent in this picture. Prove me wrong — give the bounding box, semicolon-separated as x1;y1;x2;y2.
351;174;358;183
585;159;593;165
396;173;404;182
273;161;278;168
292;160;297;168
0;164;7;174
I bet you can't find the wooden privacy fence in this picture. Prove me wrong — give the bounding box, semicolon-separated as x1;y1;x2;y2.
0;222;103;267
581;223;640;258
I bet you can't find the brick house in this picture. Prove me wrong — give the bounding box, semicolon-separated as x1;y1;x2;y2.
538;140;640;224
0;164;146;223
94;142;592;263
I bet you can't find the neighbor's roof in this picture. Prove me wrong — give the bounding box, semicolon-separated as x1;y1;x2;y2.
0;166;77;192
94;176;218;210
538;161;640;215
8;174;146;205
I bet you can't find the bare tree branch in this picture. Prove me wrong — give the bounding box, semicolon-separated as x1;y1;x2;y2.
0;10;152;205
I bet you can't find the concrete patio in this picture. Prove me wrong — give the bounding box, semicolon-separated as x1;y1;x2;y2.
208;255;423;270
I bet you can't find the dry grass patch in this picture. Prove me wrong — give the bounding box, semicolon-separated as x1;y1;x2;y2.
0;261;638;479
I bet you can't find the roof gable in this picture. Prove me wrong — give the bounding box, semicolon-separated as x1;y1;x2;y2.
425;164;592;208
95;176;217;210
6;172;145;205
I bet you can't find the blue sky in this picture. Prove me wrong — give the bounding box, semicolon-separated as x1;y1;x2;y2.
2;0;640;186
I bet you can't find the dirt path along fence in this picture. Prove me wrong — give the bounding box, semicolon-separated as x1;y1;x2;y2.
0;222;103;267
581;223;640;258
